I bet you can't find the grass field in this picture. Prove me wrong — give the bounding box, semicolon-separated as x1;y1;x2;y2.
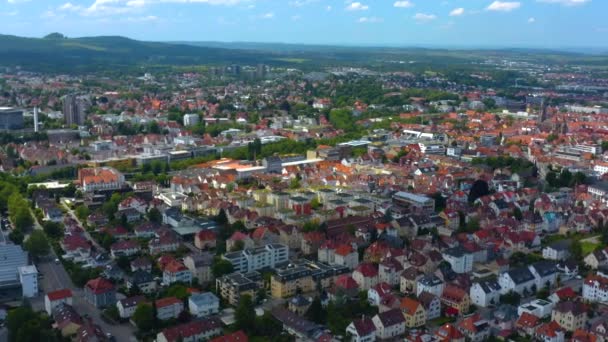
581;241;601;255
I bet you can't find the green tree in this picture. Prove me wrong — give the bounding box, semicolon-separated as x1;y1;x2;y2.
235;294;256;333
212;258;234;278
24;230;50;259
132;303;155;331
305;297;326;324
42;221;63;239
147;207;162;224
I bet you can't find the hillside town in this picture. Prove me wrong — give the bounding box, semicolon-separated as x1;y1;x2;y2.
0;57;608;342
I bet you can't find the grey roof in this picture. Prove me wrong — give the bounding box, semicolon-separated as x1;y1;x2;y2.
477;279;501;294
506;267;534;284
530;261;558;277
189;292;219;306
0;244;29;287
547;239;572;251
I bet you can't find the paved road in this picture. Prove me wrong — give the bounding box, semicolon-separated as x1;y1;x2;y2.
60;200;105;252
36;259;137;342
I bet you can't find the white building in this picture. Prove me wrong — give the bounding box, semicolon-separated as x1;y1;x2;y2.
499;268;535;296
222;244;289;273
470;279;501;307
542;240;571;261
528;261;558;290
518;299;554;318
188;292;220;318
44;289;73;315
117;296;146;319
583;273;608;304
183;114;200;127
442;246;474;274
156;297;184;321
18;265;38;298
416;274;444;297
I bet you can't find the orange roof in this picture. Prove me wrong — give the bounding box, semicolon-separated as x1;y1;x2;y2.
400;297;422;316
155;296;182;308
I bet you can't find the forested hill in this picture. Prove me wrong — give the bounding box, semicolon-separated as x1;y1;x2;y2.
0;34;273;72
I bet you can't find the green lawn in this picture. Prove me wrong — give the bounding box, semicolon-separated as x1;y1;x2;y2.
581;241;601;255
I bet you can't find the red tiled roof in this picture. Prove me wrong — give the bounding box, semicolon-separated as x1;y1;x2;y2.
164;260;187;273
85;278;114;294
47;288;73;301
155;296;182;309
355;263;378;278
210;331;248;342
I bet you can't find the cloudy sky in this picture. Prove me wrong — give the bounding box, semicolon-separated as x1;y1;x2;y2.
1;0;605;48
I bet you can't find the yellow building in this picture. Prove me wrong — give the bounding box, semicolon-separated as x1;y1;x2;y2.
401;297;427;328
215;271;262;306
271;261;350;299
441;285;471;315
551;301;587;332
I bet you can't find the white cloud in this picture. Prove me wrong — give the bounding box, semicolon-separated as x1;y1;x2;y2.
59;2;84;11
345;2;369;11
528;17;535;23
291;14;301;20
358;16;383;23
326;5;332;11
393;1;413;8
413;12;436;22
7;0;31;4
486;1;521;11
449;7;464;16
125;14;158;21
260;12;274;19
537;0;590;5
289;0;318;7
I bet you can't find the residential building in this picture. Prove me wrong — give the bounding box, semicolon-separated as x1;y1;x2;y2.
271;261;349;298
416;274;444;297
216;272;263;306
353;263;379;291
346;317;376;342
45;289;73;315
583;272;608;303
156;318;223;342
183;253;213;285
542;240;572;261
117;296;146;319
156;297;184;321
418;291;441;320
470;279;501;307
368;283;392;307
535;321;565;342
222;243;289;273
392;191;435;213
551;301;587;332
518;299;554;318
498;267;535;296
372;309;406;340
163;260;192;285
458;314;491;342
188;292;220;318
441;284;471;315
78;167;125;192
442;246;474;274
84;277;116;308
529;260;559;290
126;270;156;294
18;265;38;298
400;297;426;328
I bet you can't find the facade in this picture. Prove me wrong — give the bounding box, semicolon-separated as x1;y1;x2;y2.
0;107;24;130
157;318;223;342
163;260;193;285
45;289;73;315
442;247;474;274
117;296;146;319
127;270;156;294
400;297;426;328
499;267;535;296
418;291;441;320
416;274;444;297
392;191;435;213
63;94;90;126
271;261;349;298
156;297;185;321
84;278;116;308
18;265;38;298
216;271;263;306
551;301;587;332
346;317;376;342
222;243;289;273
183;253;213;285
188;292;220;318
470;279;501;307
372;309;406;340
583;273;608;303
78;167;125;192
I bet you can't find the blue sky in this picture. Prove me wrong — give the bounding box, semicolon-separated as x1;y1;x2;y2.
1;0;606;48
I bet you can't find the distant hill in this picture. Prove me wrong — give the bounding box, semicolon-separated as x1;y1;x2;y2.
0;34;273;72
0;34;606;73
